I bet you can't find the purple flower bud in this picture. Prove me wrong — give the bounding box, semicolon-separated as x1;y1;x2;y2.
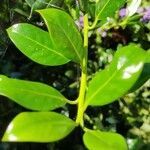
97;28;107;38
141;7;150;23
119;8;126;18
75;16;84;29
137;7;144;14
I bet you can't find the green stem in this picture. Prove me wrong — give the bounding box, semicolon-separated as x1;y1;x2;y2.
89;17;98;30
76;14;89;126
65;99;78;105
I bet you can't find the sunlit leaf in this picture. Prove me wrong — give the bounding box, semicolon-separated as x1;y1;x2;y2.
96;0;126;24
37;8;84;64
7;23;69;66
0;75;67;111
83;130;128;150
85;45;146;107
129;51;150;92
2;112;76;142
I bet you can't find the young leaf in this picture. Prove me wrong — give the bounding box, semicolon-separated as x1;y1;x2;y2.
83;130;128;150
2;112;76;142
0;75;67;111
7;23;69;66
37;8;84;64
96;0;126;24
85;45;146;107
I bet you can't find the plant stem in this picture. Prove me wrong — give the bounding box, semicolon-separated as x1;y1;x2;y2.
65;99;78;105
76;14;89;126
89;17;98;30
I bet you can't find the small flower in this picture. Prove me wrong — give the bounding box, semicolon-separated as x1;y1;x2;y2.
75;16;84;29
142;7;150;23
137;7;144;14
119;8;127;18
97;28;107;38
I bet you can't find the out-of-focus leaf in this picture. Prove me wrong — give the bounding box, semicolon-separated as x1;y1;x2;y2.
96;0;126;24
0;75;67;111
146;50;150;63
13;8;29;17
127;0;142;17
32;0;50;10
37;8;84;64
83;130;128;150
7;23;69;66
48;0;64;7
85;45;146;107
2;112;76;142
88;1;96;18
25;0;35;7
78;0;88;12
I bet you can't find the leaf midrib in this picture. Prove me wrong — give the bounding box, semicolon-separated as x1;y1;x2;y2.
88;131;113;147
11;30;68;60
57;23;82;62
1;86;65;102
46;18;82;63
96;0;111;18
88;68;118;103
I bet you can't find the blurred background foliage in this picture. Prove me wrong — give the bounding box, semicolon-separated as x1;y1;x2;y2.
0;0;150;149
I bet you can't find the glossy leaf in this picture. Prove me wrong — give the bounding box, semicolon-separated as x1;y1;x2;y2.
96;0;126;24
85;45;146;107
83;130;128;150
7;23;69;66
37;8;84;64
0;75;67;111
2;112;76;142
129;51;150;92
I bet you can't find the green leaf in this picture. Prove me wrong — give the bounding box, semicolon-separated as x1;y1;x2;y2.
85;45;146;107
88;2;96;18
0;75;67;111
146;50;150;63
128;63;150;93
128;51;150;92
25;0;35;7
37;8;84;64
2;112;76;142
7;23;69;66
31;0;51;10
83;130;128;150
78;0;89;12
96;0;126;24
